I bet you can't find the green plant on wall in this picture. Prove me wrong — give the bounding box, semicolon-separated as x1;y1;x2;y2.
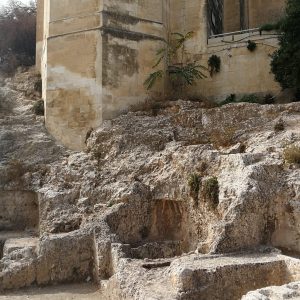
247;40;257;52
208;55;221;76
144;32;207;92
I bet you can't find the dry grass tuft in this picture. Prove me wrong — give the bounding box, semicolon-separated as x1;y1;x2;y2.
284;145;300;164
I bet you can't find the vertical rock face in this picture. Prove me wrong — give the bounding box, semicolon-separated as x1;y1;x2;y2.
0;191;38;231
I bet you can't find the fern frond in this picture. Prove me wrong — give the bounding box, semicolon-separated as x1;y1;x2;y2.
144;70;164;90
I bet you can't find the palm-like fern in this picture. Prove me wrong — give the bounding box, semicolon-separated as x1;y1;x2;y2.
144;31;207;90
144;70;164;90
168;64;207;85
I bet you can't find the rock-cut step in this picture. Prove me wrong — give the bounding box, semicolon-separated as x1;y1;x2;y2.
107;251;300;300
0;231;38;259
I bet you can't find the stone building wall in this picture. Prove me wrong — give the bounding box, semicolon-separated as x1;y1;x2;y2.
37;0;286;150
248;0;286;29
223;0;286;33
38;0;166;150
223;0;241;33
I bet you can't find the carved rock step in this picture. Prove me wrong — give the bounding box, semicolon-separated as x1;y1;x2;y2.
169;252;300;300
0;231;38;259
104;252;300;300
3;237;38;256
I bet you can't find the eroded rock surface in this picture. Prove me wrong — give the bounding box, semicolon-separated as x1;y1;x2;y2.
1;70;300;299
242;282;300;300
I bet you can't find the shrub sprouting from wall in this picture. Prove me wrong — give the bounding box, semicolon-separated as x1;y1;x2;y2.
208;54;221;77
0;0;36;74
203;177;219;208
208;55;221;77
247;40;257;52
144;32;207;94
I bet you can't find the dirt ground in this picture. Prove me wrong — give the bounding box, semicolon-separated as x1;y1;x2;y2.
0;284;102;299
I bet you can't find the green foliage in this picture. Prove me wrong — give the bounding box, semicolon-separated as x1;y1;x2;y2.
274;119;285;132
32;99;44;116
144;31;207;91
144;70;164;90
203;177;219;208
263;93;275;104
208;55;221;76
247;40;257;52
219;94;236;106
259;22;281;33
270;0;300;91
0;0;36;73
168;64;207;86
220;93;277;105
239;94;260;103
172;32;195;50
188;173;201;200
284;145;300;164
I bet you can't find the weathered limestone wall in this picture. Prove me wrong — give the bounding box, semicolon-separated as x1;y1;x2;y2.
45;0;102;150
223;0;286;33
169;0;207;54
223;0;241;33
190;32;281;102
100;0;167;120
44;0;166;150
0;191;39;231
35;0;44;72
38;0;286;150
248;0;286;28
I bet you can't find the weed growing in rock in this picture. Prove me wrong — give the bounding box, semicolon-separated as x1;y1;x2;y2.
188;173;201;200
263;94;276;104
107;201;114;208
32;99;44;116
239;94;260;104
203;177;219;208
219;94;236;106
284;145;300;164
274;120;285;132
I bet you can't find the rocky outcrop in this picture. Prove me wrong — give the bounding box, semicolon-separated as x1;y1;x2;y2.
1;70;300;298
242;282;300;299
